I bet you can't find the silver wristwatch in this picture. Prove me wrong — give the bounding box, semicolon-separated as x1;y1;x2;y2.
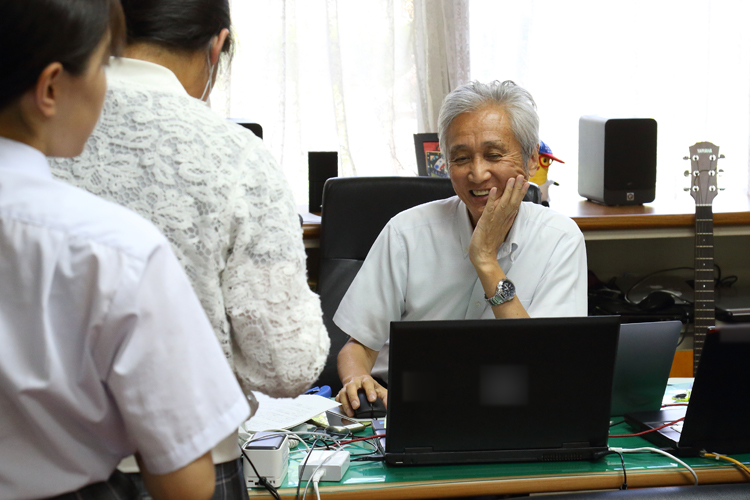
485;279;516;306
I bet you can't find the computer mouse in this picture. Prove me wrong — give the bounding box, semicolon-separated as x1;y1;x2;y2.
637;291;675;311
353;389;387;419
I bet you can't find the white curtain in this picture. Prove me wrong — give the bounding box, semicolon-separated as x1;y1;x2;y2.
413;0;471;132
214;0;749;206
469;0;750;204
212;0;469;206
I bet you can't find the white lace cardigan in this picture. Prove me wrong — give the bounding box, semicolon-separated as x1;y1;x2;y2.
50;58;329;413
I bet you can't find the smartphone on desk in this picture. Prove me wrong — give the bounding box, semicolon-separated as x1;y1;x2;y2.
325;411;367;434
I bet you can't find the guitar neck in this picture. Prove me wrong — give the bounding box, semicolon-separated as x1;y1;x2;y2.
693;204;715;376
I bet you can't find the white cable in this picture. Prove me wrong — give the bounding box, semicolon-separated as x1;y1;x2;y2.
301;452;339;500
610;446;699;486
312;469;325;500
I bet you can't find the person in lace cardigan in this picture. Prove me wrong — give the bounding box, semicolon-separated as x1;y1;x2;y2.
49;0;329;498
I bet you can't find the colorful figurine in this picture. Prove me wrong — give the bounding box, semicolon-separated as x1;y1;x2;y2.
530;140;564;206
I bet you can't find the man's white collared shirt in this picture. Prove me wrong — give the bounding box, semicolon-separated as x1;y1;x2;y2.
333;196;588;380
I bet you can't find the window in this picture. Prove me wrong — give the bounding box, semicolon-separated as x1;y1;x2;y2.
470;0;750;204
217;0;750;206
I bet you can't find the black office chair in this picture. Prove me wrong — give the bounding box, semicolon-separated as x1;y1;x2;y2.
313;177;455;393
313;176;542;394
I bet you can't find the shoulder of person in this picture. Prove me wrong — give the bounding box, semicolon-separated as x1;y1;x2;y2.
387;195;460;232
48;178;170;261
519;201;582;237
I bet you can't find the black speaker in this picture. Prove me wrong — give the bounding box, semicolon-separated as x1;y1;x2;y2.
228;119;263;139
578;116;657;206
308;151;338;213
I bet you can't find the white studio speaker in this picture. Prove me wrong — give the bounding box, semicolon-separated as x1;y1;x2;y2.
578;116;657;206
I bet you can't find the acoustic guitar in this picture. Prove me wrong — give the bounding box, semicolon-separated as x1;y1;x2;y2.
685;141;723;375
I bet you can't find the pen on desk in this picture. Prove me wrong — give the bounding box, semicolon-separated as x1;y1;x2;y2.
305;385;332;398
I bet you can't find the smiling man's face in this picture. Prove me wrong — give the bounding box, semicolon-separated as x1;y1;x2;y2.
446;105;537;226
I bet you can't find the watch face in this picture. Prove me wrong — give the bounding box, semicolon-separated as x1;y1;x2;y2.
500;280;515;298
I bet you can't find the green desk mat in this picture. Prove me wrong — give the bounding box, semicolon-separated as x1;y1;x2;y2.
261;421;750;491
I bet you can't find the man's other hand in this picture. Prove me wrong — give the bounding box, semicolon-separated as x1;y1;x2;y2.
335;376;387;418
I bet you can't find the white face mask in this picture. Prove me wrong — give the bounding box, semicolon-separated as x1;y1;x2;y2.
200;50;215;103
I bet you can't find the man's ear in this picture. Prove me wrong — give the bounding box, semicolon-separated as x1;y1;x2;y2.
527;143;540;178
209;28;230;67
33;62;64;119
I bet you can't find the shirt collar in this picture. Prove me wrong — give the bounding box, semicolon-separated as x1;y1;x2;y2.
106;57;188;97
455;197;521;261
0;137;52;179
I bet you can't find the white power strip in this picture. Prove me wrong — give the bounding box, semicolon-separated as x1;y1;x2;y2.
298;449;350;482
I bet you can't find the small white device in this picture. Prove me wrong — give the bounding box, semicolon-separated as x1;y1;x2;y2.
298;449;350;482
242;432;289;488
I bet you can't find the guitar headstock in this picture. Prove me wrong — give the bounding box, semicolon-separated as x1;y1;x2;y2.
684;142;722;206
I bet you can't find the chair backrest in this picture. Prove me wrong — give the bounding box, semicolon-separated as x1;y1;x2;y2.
315;177;456;393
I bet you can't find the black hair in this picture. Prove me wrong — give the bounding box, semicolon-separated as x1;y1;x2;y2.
0;0;125;111
119;0;233;56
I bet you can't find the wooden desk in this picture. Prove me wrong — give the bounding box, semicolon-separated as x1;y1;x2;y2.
248;423;750;499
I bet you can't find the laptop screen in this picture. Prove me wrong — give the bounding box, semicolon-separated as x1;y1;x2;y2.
624;323;750;456
611;320;682;416
385;316;620;464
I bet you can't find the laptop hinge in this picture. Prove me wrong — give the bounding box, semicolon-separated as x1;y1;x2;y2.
404;447;434;454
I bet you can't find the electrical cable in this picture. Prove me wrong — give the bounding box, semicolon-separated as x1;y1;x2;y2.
609;417;684;438
592;450;627;490
301;450;340;500
336;434;380;445
703;452;750;477
296;438;321;500
312;469;325;500
614;450;628;490
610;446;698;486
624;266;694;305
239;446;281;500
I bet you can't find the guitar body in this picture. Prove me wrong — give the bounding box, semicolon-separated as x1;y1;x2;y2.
687;142;721;376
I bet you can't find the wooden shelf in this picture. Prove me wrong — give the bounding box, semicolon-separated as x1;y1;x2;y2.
302;192;750;242
555;193;750;232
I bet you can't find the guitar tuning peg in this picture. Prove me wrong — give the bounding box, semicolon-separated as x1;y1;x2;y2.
719;169;724;174
683;187;690;192
720;187;726;191
720;154;726;159
683;156;690;160
684;170;690;177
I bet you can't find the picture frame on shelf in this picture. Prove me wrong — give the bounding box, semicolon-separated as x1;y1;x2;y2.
414;133;448;178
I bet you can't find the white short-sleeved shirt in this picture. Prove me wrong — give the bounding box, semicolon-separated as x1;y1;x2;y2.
0;138;249;499
333;196;588;380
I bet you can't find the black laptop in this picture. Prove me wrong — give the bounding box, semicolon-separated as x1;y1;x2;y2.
385;316;621;466
610;321;682;417
624;323;750;456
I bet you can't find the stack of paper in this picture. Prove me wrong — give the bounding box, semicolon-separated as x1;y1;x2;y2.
244;392;340;432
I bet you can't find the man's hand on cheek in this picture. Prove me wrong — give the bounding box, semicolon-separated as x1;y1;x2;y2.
469;175;529;266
